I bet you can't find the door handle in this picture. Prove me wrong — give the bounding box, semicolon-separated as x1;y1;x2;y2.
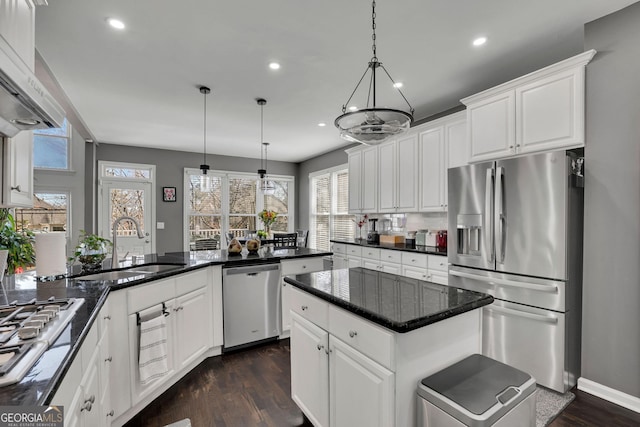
494;166;505;263
484;168;494;262
485;305;559;324
449;269;559;293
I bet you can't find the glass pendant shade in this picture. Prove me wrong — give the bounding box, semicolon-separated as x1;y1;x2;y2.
335;108;412;145
260;178;275;195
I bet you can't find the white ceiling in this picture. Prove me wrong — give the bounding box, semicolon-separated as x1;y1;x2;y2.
34;0;636;163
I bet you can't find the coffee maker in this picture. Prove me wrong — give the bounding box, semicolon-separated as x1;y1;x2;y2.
367;218;379;244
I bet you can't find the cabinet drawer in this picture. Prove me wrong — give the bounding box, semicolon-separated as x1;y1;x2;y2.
175;268;209;295
428;255;448;272
361;247;380;260
401;252;428;268
127;278;175;314
346;245;362;257
329;306;394;370
332;243;346;255
281;257;325;275
290;287;329;330
380;249;402;264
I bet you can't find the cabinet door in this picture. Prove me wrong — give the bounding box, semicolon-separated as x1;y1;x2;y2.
175;287;211;370
377;140;397;213
429;270;449;285
291;312;329;427
468;91;516;162
447;116;468;169
347;150;362;212
0;0;35;69
402;266;428;281
362;259;380;271
361;146;378;213
333;255;349;270
516;67;584;154
419;127;444;211
329;336;394;427
396;134;419;212
347;256;361;269
80;350;101;427
380;262;401;276
2;131;34;207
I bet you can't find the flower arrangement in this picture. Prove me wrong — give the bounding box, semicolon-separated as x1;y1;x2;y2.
69;231;112;272
352;214;368;240
258;209;278;235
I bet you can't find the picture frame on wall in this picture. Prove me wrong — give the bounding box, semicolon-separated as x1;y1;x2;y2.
163;187;176;202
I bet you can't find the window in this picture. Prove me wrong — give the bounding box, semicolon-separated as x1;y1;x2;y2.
184;169;295;250
310;166;353;251
14;192;69;234
34;118;70;170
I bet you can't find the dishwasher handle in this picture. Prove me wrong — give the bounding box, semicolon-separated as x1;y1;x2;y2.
223;263;281;276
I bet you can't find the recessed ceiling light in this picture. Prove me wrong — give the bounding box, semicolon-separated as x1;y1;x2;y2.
107;18;125;30
318;122;326;127
269;62;281;70
473;37;487;47
348;106;358;111
393;82;403;89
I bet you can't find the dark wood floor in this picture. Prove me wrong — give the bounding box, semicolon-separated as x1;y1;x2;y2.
126;340;640;427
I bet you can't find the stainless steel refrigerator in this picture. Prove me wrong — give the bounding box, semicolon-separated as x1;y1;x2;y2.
447;150;584;393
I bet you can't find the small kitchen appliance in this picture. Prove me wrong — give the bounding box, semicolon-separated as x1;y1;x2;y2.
436;230;447;248
366;218;379;244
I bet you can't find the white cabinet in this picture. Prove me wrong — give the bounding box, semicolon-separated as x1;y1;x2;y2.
0;0;36;69
378;134;419;213
346;146;378;213
281;256;326;334
174;287;210;370
462;50;596;163
2;130;34;207
418;111;467;212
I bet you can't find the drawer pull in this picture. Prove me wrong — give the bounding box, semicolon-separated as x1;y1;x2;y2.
81;401;92;412
107;410;114;417
301;305;308;311
302;265;307;269
105;356;112;363
317;344;325;351
103;315;111;320
411;259;416;262
84;395;95;405
349;330;357;338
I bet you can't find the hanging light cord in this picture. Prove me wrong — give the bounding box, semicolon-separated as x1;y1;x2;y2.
339;0;414;115
261;103;265;171
203;89;207;165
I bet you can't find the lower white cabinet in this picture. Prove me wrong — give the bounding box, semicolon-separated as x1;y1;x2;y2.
281;257;326;334
175;286;211;370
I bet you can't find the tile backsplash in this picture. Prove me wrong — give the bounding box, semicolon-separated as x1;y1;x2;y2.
364;212;447;234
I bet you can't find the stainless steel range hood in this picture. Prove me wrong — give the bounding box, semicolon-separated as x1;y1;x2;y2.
0;36;65;138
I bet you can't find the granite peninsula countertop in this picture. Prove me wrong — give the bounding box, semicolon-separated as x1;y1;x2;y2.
330;238;447;256
0;247;331;406
284;267;493;333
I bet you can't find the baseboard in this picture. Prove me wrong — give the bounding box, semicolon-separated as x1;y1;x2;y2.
578;377;640;413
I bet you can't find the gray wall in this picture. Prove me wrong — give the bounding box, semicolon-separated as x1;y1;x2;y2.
582;2;640;398
297;144;355;230
92;144;297;254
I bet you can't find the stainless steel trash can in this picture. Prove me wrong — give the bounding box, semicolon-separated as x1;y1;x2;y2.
417;354;536;427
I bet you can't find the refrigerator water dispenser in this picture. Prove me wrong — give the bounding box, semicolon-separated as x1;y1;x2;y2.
456;214;483;255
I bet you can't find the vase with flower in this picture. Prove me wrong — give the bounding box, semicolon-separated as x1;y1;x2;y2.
352;214;368;242
258;209;278;238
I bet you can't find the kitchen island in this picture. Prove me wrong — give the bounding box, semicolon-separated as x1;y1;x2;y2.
284;267;493;427
0;246;330;426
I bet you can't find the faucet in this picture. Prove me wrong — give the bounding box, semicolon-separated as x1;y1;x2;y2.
111;216;145;268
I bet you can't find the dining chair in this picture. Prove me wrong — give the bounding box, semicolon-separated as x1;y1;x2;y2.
295;230;309;248
194;238;218;251
273;233;298;248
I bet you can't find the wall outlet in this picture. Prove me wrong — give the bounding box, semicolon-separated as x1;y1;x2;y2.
157;222;165;229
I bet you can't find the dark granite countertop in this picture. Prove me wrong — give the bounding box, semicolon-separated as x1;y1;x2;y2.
284;267;492;333
0;247;331;406
330;238;447;256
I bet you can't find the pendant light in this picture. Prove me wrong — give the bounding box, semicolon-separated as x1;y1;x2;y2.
334;0;414;145
256;98;275;195
199;86;211;174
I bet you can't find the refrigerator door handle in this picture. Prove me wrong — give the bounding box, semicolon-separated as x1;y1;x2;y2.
449;269;559;293
494;166;505;263
484;305;559;325
484;168;495;262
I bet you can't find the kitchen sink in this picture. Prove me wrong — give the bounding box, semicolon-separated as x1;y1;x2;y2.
73;263;186;282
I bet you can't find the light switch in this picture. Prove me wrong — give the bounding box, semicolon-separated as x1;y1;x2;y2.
157;222;165;229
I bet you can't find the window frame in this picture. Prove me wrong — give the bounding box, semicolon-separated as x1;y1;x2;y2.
33;118;72;171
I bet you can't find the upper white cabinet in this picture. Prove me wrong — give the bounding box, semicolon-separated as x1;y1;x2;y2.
346;145;378;213
0;0;36;69
378;134;418;213
2;130;34;207
462;50;596;163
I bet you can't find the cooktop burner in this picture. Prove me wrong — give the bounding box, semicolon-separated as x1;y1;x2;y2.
0;297;85;387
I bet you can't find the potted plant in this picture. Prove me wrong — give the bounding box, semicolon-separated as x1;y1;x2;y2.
69;231;112;272
0;209;35;275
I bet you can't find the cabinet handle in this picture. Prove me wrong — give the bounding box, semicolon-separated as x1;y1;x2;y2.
103;315;111;320
105;356;112;362
301;305;308;311
509;145;514;149
317;344;324;351
348;330;358;338
81;401;92;412
302;265;307;269
85;395;95;404
10;185;21;192
107;410;114;417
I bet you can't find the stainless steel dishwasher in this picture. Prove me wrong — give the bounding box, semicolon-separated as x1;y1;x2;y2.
222;263;281;350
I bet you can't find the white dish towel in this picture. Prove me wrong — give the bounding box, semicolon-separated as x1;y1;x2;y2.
138;313;169;386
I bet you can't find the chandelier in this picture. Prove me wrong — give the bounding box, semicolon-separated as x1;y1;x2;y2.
199;86;211;174
334;0;414;145
256;98;275;195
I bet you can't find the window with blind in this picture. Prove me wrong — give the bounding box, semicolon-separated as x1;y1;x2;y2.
310;166;354;251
